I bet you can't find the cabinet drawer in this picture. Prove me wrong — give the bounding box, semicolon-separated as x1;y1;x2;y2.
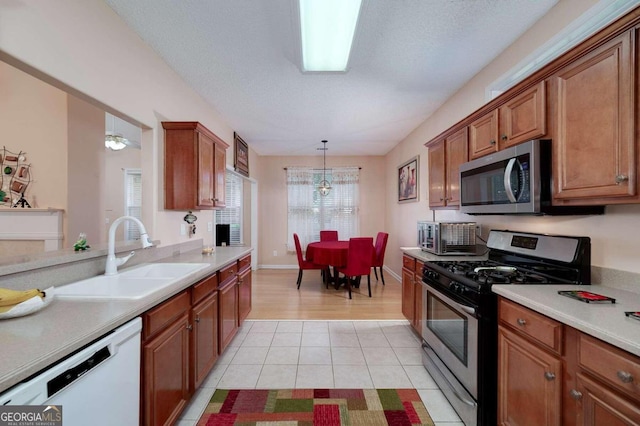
499;298;563;354
192;273;218;305
218;262;238;285
238;254;251;272
403;255;416;271
415;260;424;276
143;290;190;340
578;333;640;401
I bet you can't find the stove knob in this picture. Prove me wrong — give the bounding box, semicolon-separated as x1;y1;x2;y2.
449;282;459;292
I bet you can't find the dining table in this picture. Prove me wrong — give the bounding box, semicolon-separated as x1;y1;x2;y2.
306;240;375;289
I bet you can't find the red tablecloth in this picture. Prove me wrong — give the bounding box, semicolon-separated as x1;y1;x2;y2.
306;241;349;267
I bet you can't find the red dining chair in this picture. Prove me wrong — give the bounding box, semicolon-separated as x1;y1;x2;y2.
320;230;338;241
293;233;324;289
372;232;389;285
335;237;374;299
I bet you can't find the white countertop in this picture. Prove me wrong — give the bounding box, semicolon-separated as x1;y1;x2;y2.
0;246;252;393
401;246;489;263
492;284;640;357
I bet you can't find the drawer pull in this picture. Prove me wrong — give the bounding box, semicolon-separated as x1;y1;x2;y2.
195;316;201;323
569;389;582;400
516;318;527;326
186;324;193;331
615;174;629;184
617;371;633;383
544;372;556;381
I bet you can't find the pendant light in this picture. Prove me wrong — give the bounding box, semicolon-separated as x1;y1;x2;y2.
318;139;332;196
105;113;129;151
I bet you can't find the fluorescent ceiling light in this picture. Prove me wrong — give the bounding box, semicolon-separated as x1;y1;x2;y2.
299;0;362;72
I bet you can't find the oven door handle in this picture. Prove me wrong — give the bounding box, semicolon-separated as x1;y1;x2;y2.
504;157;519;203
423;281;476;317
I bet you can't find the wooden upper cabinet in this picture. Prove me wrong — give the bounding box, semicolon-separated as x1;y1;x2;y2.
469;109;498;159
445;128;468;207
428;140;446;207
470;82;546;160
163;121;229;210
428;128;468;209
551;30;636;204
499;81;546;148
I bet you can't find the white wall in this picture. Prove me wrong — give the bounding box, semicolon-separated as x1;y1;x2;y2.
0;0;236;248
385;0;640;282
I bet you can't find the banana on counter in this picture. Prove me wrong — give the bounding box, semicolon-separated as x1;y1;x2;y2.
0;287;54;319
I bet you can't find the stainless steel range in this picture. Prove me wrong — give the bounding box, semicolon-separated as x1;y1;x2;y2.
420;230;591;426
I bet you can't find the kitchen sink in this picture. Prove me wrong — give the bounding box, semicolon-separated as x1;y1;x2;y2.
56;263;210;300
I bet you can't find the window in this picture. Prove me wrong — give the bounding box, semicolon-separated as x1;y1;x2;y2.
123;168;142;241
287;166;359;250
216;171;243;245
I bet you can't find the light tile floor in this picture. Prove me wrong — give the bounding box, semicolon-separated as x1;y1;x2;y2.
176;320;463;426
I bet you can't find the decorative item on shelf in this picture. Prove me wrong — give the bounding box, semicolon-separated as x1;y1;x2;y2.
73;232;90;251
318;139;332;196
234;132;249;177
0;147;32;207
183;210;197;237
398;155;419;203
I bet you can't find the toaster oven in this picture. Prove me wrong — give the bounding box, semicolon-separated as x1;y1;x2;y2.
417;221;477;255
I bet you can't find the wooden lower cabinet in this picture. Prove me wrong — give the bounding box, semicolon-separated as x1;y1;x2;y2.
219;277;239;353
238;265;251;326
143;312;191;426
401;255;423;334
191;292;218;389
401;261;415;324
498;325;562;426
576;372;640;425
498;297;640;426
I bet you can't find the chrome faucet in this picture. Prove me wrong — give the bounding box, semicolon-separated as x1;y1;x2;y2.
105;216;154;276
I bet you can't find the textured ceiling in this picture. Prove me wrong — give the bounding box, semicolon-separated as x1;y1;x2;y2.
104;0;559;156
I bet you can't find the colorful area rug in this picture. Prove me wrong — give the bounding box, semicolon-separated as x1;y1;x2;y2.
196;388;434;425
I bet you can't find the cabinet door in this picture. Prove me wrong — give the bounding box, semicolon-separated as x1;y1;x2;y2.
552;31;636;202
575;372;640;425
219;279;238;353
428;140;446;208
401;267;415;323
197;132;215;209
445;128;468;207
498;326;562;426
412;270;423;334
499;81;546;148
238;267;252;326
213;142;226;208
143;313;190;426
469;109;498;159
192;292;219;390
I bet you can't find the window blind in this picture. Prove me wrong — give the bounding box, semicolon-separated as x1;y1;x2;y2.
124;169;142;241
216;172;243;245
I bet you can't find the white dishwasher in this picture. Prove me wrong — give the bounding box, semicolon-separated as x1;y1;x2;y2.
0;317;141;426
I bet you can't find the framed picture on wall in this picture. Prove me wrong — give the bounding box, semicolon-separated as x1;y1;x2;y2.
398;156;419;203
234;132;249;177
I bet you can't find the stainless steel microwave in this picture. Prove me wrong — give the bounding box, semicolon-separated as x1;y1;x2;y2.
459;139;604;215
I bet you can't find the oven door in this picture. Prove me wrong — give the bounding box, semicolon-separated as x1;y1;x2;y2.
420;282;478;398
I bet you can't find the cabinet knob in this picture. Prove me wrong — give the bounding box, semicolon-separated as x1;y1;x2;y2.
490;140;496;145
440;198;444;201
186;324;193;331
615;175;629;184
617;370;633;383
544;371;556;381
517;318;527;326
501;134;508;141
569;389;582;400
195;316;201;323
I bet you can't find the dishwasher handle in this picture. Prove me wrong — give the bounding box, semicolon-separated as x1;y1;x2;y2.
47;346;111;397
